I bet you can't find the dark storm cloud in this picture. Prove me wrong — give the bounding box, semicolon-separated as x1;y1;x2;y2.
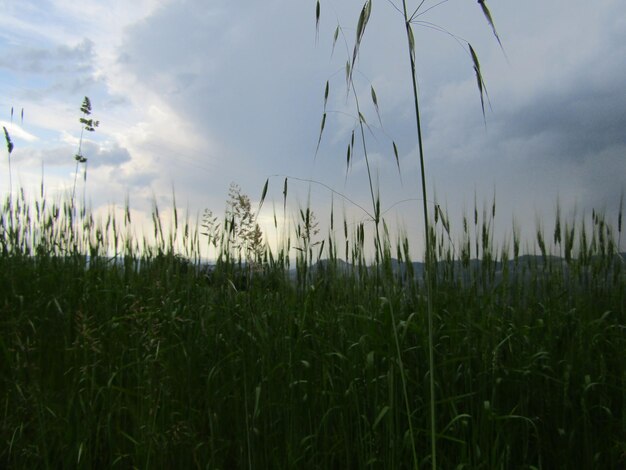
500;71;626;164
116;1;244;92
492;30;626;212
419;2;626;218
117;0;330;190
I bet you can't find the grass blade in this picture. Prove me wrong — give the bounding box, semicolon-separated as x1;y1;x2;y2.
371;85;382;126
324;80;329;112
3;126;14;155
351;0;372;79
258;178;269;214
478;0;504;51
332;25;340;57
469;43;489;122
315;113;327;157
392;141;402;181
315;0;321;42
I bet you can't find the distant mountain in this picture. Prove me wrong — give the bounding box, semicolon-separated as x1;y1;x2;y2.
300;252;626;284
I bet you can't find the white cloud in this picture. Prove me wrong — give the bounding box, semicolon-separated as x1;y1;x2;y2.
0;0;624;256
0;121;38;142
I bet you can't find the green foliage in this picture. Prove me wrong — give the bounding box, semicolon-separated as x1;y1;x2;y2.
0;187;624;469
3;126;14;155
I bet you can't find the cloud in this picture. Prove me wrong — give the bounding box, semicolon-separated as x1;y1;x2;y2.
111;1;334;200
1;0;624;255
19;140;131;168
0;121;38;142
0;38;94;74
415;0;626;215
85;141;132;167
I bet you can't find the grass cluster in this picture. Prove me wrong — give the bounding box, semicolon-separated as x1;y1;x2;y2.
1;186;624;469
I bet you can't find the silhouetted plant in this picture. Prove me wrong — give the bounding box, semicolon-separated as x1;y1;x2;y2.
72;96;99;208
202;183;266;264
226;183;265;262
3;126;14;205
295;206;320;263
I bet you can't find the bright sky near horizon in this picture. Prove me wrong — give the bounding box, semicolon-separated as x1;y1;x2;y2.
1;0;625;257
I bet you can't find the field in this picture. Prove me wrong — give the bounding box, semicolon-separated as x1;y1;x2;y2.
1;188;624;469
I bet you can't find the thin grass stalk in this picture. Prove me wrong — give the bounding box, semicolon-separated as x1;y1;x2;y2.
3;127;14;209
384;297;419;469
617;191;623;258
349;87;383;263
3;127;15;251
400;3;436;468
71;125;85;209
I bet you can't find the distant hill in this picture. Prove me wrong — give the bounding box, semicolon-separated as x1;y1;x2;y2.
299;252;626;284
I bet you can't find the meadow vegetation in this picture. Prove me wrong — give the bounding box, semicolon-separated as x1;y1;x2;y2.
0;182;624;468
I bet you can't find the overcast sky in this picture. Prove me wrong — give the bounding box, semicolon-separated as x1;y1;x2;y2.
1;0;624;258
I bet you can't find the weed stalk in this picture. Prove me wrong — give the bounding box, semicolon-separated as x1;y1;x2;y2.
399;4;438;468
72;97;98;211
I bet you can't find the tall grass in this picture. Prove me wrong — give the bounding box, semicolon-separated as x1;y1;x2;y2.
313;2;505;465
0;184;624;468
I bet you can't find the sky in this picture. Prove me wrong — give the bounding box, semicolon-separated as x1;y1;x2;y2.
0;0;624;259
